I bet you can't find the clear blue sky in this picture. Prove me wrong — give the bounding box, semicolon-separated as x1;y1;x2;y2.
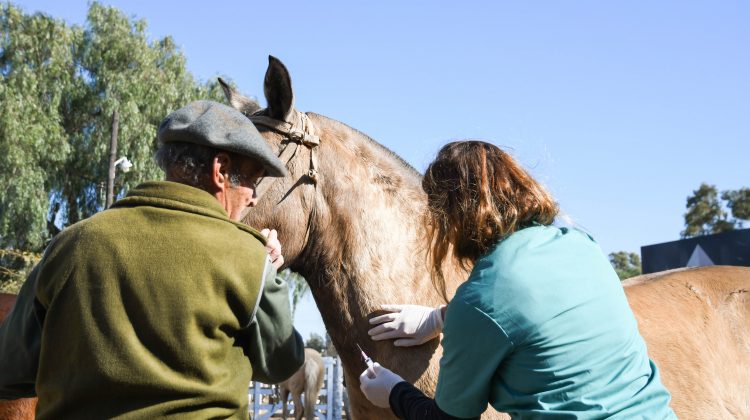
14;1;750;339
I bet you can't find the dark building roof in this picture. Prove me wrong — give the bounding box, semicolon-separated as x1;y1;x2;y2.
641;228;750;274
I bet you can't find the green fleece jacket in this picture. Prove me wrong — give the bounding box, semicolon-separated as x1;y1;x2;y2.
0;181;304;419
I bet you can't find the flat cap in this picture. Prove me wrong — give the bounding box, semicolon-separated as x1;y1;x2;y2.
158;100;287;177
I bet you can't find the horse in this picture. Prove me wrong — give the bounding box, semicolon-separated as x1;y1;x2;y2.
624;266;750;419
220;55;750;419
278;348;326;419
0;293;38;420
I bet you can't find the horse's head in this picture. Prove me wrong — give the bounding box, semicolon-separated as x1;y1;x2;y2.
219;56;324;270
221;56;430;294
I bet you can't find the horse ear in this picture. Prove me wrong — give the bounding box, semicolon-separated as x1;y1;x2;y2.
218;77;261;116
263;55;295;122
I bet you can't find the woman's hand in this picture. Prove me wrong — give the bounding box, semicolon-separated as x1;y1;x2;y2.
368;304;445;346
260;228;284;270
359;363;405;408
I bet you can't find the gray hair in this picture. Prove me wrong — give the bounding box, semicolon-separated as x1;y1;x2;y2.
155;142;243;187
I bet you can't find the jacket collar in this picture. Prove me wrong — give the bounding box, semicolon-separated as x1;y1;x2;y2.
112;181;266;243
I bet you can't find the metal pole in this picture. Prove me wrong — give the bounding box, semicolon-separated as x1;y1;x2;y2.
253;381;261;419
332;357;343;420
105;108;119;208
326;358;334;419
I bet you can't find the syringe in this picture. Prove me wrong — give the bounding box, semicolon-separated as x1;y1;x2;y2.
356;343;374;368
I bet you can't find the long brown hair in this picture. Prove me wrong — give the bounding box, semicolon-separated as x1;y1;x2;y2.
423;140;559;301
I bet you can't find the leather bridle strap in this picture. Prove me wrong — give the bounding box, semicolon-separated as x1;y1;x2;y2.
248;112;320;248
249;112;320;200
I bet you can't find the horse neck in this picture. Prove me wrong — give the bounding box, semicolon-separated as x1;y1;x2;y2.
291;115;448;379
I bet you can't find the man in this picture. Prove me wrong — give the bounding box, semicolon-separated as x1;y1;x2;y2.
0;100;305;418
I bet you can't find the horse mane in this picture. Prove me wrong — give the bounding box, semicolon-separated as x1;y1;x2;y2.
307;112;422;179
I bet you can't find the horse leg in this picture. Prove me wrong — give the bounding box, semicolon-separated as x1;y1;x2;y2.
292;392;304;420
304;391;316;419
305;360;324;420
280;387;290;420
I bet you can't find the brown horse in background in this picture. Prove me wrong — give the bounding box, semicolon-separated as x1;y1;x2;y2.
221;56;750;419
0;293;37;419
278;348;326;419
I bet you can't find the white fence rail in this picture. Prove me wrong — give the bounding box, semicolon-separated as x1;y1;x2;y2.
248;356;349;420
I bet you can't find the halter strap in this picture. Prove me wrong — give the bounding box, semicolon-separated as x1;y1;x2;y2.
248;111;320;247
250;112;320;199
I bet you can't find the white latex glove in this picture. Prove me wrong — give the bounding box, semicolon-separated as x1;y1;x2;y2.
261;228;284;270
359;363;405;408
368;304;445;346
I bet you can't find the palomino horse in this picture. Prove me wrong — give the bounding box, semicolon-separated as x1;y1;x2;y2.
624;266;750;419
0;293;37;419
278;348;326;419
221;56;750;419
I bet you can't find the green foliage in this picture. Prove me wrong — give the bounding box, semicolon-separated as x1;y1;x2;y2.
0;2;225;251
681;184;749;238
681;184;732;238
0;4;74;249
306;333;338;357
721;188;750;227
0;249;41;293
282;268;309;317
305;333;326;354
608;251;641;281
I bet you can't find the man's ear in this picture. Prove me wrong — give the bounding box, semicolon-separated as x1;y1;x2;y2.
211;153;232;191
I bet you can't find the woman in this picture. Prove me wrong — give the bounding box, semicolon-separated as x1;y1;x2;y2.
359;141;675;419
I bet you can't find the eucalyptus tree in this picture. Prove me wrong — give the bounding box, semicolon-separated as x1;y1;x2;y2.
0;4;76;249
60;3;224;226
282;269;310;317
681;183;749;238
0;2;223;251
722;188;750;227
608;251;641;281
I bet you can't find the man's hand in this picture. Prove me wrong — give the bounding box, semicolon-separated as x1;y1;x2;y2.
368;304;445;346
359;363;405;408
260;228;284;270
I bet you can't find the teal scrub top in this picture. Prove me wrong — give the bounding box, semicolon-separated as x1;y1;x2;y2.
434;225;676;419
